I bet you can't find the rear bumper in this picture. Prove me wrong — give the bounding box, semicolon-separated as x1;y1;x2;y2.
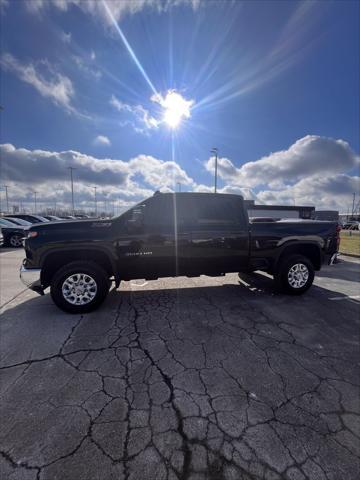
20;263;44;295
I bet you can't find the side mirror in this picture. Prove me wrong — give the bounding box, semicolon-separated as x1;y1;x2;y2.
126;205;145;232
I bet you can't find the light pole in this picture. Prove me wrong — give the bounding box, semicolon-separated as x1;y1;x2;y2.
210;148;218;193
351;192;356;218
68;166;76;215
33;191;38;213
87;185;97;217
1;185;10;213
177;182;181;192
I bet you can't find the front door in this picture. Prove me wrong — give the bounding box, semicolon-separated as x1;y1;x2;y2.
113;194;193;280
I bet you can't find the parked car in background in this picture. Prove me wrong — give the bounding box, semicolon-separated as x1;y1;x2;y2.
2;217;32;226
43;215;63;221
0;218;28;247
5;214;49;224
343;221;359;230
0;228;4;248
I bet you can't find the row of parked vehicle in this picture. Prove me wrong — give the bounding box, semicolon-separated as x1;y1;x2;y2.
0;213;94;248
342;221;360;230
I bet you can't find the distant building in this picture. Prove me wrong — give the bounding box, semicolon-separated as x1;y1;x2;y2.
244;200;315;219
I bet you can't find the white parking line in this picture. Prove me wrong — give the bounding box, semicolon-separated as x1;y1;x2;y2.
329;295;360;302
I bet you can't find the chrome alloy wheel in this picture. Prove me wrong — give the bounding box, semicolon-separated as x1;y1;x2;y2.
10;235;24;247
287;263;309;288
62;273;97;305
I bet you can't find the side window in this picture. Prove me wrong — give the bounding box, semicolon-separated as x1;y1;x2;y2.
144;195;195;230
175;196;196;227
194;197;243;227
144;196;174;229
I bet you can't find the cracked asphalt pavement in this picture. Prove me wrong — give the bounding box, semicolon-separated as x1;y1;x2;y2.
0;249;359;480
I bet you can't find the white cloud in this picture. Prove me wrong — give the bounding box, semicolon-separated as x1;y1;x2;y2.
257;174;360;212
110;95;159;133
93;135;111;146
0;143;194;204
26;0;202;26
1;137;358;213
203;136;359;210
73;54;102;80
0;53;78;116
90;50;96;61
205;135;359;188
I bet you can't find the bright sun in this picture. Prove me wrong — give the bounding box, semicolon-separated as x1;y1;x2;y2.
161;90;193;129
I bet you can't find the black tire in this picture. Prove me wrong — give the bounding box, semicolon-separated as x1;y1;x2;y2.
50;261;111;313
274;254;314;295
9;233;24;248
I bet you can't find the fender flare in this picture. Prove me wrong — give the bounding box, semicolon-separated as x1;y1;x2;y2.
273;240;322;271
40;246;121;286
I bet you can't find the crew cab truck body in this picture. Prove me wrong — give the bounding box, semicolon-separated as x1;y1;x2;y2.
20;192;339;313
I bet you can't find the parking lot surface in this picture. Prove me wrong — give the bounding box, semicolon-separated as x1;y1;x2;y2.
0;249;359;480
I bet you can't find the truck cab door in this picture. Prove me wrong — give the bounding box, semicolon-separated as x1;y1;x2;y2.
189;195;249;275
113;194;192;280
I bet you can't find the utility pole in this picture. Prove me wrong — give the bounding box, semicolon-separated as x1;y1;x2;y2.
1;185;10;213
68;167;76;215
33;191;38;214
351;192;356;218
87;185;97;217
177;182;181;192
210;148;218;193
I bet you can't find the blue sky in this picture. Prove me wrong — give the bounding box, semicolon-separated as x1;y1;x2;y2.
1;0;359;213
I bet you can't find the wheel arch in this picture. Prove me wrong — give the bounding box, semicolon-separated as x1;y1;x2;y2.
275;242;322;271
41;248;119;287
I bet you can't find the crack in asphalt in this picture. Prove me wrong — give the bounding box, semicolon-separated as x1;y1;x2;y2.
0;275;359;479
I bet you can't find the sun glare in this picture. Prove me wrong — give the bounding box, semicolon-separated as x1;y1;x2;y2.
160;90;193;129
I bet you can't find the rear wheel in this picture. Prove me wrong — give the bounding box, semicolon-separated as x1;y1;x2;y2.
50;261;111;313
274;254;314;295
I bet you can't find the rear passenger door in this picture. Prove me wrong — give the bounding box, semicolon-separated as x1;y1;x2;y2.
189;196;249;274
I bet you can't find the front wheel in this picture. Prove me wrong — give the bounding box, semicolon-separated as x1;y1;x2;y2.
274;254;314;295
9;233;24;248
50;261;111;313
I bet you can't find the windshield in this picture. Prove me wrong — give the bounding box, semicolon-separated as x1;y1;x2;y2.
33;215;49;222
0;218;17;227
5;217;31;226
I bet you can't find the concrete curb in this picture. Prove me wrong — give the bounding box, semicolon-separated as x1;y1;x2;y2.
339;252;360;259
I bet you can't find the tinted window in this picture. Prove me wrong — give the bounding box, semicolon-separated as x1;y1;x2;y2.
145;196;173;228
194;196;243;226
145;195;194;229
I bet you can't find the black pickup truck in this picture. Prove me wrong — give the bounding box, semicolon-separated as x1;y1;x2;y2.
20;192;339;313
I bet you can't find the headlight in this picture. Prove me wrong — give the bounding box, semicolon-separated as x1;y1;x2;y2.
27;231;38;238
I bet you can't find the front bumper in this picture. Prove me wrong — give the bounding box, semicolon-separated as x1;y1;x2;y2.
20;263;44;295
